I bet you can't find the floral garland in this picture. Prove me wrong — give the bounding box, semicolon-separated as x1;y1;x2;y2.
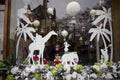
6;55;120;80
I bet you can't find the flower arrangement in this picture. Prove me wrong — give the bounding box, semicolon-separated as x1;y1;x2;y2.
0;53;119;80
5;59;120;80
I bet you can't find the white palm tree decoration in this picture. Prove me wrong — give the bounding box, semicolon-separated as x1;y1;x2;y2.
92;7;112;28
15;23;36;58
89;6;113;62
89;24;111;43
89;24;111;62
92;7;113;61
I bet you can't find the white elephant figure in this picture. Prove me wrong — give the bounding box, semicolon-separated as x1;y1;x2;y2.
61;52;79;67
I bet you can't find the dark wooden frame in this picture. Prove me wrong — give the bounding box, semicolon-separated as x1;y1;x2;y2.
3;0;11;59
3;0;120;62
112;0;120;62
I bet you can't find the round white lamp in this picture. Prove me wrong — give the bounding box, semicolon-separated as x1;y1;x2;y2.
66;1;80;16
32;20;40;31
33;20;40;27
61;30;68;41
47;8;54;15
90;9;96;20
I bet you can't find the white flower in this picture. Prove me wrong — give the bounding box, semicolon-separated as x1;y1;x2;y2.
101;63;107;69
72;72;78;78
92;65;101;71
105;73;113;79
30;65;36;73
46;71;54;80
15;76;20;80
77;74;85;80
21;71;29;77
65;74;72;80
112;65;117;72
81;69;87;78
25;66;31;73
25;78;29;80
11;66;19;74
90;73;97;79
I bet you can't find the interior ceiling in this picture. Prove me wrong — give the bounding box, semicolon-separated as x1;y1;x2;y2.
0;0;5;4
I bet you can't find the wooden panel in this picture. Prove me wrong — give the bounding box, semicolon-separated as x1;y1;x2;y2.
112;0;120;62
3;0;11;59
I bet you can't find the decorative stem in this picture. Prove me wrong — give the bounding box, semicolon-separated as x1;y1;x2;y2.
109;20;113;62
16;33;22;59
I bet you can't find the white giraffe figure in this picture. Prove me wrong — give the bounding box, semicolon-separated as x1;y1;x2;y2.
28;30;57;65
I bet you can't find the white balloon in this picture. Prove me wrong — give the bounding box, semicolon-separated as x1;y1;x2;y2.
66;1;80;16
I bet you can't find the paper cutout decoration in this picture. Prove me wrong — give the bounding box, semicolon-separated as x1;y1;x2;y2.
89;24;111;42
100;49;109;64
28;30;57;65
89;6;113;62
61;52;79;67
64;41;70;53
15;23;36;58
17;7;32;27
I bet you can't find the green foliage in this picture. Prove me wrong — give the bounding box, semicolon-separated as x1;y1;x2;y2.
51;69;58;76
45;64;50;70
105;61;112;67
94;63;100;66
6;74;14;80
75;64;83;72
23;58;29;65
34;72;41;80
56;63;63;70
97;69;103;76
0;53;15;76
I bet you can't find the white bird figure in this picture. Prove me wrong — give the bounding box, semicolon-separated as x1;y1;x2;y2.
28;30;57;65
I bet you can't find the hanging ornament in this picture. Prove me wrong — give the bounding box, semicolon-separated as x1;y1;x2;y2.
90;9;96;20
66;1;80;16
61;29;68;41
33;20;40;27
47;8;54;15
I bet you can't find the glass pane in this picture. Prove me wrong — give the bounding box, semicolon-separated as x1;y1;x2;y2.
9;0;112;65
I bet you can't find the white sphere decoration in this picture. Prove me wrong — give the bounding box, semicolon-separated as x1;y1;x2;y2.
47;8;54;15
11;66;19;74
90;9;96;16
66;1;80;16
33;20;40;27
61;30;68;37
